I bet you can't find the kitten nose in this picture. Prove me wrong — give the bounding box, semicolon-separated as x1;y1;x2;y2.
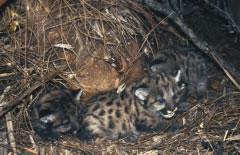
166;103;176;111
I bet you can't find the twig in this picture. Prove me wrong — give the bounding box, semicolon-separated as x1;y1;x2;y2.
0;72;15;77
0;90;9;155
137;0;240;90
6;111;17;155
29;135;37;153
0;86;17;155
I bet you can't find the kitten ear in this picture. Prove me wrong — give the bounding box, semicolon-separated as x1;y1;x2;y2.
174;70;181;82
71;89;83;102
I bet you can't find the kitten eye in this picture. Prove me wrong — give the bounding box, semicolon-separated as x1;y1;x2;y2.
159;98;165;104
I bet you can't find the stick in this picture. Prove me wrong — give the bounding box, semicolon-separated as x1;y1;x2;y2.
6;111;17;155
0;86;17;155
0;87;10;155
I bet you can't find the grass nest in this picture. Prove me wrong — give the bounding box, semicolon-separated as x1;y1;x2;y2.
0;0;239;154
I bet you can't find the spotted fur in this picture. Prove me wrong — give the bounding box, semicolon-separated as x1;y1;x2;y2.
31;71;184;141
150;47;208;99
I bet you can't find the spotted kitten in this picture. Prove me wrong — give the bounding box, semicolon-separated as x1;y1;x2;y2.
31;70;185;141
150;47;208;99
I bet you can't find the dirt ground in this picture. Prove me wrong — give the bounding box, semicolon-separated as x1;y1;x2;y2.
0;0;240;154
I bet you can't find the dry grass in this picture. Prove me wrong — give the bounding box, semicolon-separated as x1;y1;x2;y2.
0;0;239;154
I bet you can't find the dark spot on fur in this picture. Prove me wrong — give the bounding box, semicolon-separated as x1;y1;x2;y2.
122;121;127;131
129;98;132;105
116;102;121;107
99;96;106;101
78;128;96;141
115;110;121;118
82;121;89;128
120;92;127;100
92;114;99;120
99;110;105;116
99;119;105;126
92;104;100;112
106;101;113;106
108;109;113;114
124;106;129;114
109;120;115;129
